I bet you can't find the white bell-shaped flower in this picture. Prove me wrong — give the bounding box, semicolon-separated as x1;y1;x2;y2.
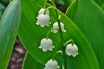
39;38;54;52
48;0;51;1
36;14;50;27
38;8;49;15
52;22;66;33
44;59;59;69
65;44;79;57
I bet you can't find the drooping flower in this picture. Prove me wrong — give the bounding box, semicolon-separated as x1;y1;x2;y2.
48;0;51;2
51;22;66;33
65;44;79;57
36;14;51;27
44;59;59;69
39;38;54;52
38;8;49;15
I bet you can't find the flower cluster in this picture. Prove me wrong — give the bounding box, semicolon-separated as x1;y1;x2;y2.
36;2;79;69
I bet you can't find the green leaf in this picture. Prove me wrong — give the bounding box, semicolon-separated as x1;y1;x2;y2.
66;0;104;69
101;3;104;10
62;0;72;7
23;52;43;69
0;3;5;18
0;0;21;68
94;0;104;6
19;0;99;69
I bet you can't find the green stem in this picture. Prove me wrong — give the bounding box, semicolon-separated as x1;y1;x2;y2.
46;28;52;38
58;18;67;69
44;0;47;8
9;0;12;3
51;0;67;69
53;50;63;60
64;39;74;46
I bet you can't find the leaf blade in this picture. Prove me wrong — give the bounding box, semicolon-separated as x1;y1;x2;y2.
23;52;43;69
0;0;21;68
66;0;104;69
19;0;99;69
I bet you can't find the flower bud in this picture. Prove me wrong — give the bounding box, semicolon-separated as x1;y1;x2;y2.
65;44;79;57
44;59;59;69
39;38;54;52
36;14;50;27
52;22;66;33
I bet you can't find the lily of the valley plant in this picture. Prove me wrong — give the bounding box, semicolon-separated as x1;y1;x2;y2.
36;0;79;69
0;0;104;68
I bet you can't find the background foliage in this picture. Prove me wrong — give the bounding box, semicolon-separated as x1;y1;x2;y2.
0;0;104;69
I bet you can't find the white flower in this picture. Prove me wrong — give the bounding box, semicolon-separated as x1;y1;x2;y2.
38;8;49;15
48;0;51;1
36;14;51;27
44;59;59;69
52;22;66;33
65;44;79;57
39;38;54;52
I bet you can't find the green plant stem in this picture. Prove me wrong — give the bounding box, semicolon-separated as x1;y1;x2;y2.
57;17;67;69
44;0;47;8
64;39;74;46
52;50;63;60
51;0;67;69
9;0;12;3
46;28;52;38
